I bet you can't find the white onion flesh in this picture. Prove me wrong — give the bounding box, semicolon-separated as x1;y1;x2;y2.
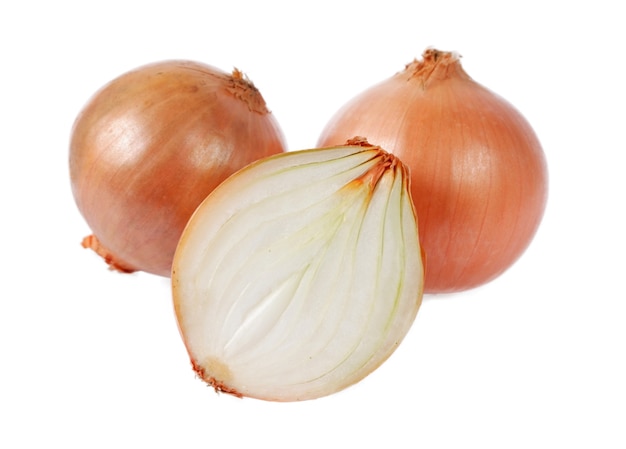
172;142;424;402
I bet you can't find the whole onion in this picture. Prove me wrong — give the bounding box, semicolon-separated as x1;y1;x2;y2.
318;49;548;293
70;60;286;276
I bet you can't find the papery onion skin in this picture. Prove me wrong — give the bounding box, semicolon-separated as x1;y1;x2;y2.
70;61;286;276
172;140;423;402
318;49;548;293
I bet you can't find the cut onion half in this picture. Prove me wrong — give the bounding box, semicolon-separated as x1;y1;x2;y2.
172;139;424;402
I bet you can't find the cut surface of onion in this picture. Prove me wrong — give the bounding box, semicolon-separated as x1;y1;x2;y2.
172;140;424;402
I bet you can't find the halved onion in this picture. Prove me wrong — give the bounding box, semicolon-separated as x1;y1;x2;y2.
172;139;424;402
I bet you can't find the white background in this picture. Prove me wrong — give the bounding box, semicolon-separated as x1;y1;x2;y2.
2;1;625;447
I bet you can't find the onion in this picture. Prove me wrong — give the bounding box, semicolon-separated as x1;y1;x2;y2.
318;49;548;293
172;139;423;401
69;61;286;276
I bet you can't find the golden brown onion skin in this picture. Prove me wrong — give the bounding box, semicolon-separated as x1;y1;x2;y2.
318;50;548;293
70;61;286;276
